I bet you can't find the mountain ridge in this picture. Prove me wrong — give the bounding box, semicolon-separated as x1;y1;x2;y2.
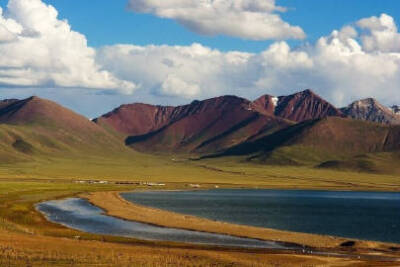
95;89;348;153
96;89;396;155
1;91;399;174
252;89;344;122
122;95;291;153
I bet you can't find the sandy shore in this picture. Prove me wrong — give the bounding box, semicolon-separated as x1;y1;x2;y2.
85;191;400;254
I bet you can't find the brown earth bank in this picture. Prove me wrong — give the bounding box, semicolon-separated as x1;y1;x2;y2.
85;191;400;261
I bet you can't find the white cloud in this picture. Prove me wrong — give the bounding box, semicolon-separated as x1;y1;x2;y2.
97;43;255;100
98;13;400;106
1;0;400;110
357;14;400;52
0;0;136;93
161;74;201;97
126;0;305;40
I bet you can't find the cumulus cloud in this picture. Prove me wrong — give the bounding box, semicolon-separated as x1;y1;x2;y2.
126;0;305;40
97;43;254;99
357;14;400;52
0;0;136;93
1;0;400;110
98;13;400;106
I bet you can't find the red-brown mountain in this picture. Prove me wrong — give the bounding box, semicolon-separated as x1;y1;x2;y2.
125;96;291;153
252;89;343;122
95;90;345;153
96;95;294;153
94;103;177;136
1;94;399;174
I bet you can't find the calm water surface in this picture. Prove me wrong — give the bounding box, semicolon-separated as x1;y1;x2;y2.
36;198;290;249
122;189;400;243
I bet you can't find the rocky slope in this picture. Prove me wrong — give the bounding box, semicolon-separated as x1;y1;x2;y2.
252;89;343;122
341;98;400;125
95;90;345;153
124;96;291;153
94;103;177;136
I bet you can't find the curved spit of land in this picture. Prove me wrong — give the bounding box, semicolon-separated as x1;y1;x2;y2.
36;191;400;263
36;198;297;249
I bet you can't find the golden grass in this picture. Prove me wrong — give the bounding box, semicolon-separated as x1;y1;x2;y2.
0;180;396;266
1;153;400;266
0;180;346;266
1;228;369;267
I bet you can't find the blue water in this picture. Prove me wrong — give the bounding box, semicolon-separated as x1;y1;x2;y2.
36;198;290;249
122;189;400;243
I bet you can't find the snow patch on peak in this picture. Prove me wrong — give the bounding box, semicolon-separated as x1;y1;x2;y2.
355;98;375;108
271;96;279;112
271;96;279;107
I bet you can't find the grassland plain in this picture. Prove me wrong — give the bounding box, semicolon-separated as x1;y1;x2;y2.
1;153;400;266
0;179;366;267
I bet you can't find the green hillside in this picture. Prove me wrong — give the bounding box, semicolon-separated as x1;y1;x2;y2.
213;117;400;174
0;97;140;166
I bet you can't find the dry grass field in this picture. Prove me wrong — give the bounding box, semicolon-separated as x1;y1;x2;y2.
1;155;400;266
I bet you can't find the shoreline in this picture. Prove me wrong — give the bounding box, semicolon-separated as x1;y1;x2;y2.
85;190;400;253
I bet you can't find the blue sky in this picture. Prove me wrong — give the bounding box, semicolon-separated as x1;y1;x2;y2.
37;0;400;52
0;0;400;118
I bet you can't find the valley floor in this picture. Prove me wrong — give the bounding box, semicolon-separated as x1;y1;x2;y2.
1;157;400;266
0;184;396;267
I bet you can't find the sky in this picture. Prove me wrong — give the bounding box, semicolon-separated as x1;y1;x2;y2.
0;0;400;118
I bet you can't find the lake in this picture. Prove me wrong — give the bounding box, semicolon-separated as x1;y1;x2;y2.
122;189;400;243
36;198;292;249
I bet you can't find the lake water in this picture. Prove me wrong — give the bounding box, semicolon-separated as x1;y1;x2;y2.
122;189;400;243
36;198;292;249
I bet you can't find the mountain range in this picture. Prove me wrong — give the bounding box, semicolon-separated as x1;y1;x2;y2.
1;89;400;174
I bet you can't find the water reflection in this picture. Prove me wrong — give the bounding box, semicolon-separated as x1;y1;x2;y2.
37;198;290;249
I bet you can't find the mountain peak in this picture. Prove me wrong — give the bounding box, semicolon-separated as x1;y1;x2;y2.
26;95;45;102
251;89;341;122
346;98;389;110
355;97;380;105
197;95;249;107
341;98;400;125
300;89;316;95
277;89;342;122
251;94;278;115
0;96;103;132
